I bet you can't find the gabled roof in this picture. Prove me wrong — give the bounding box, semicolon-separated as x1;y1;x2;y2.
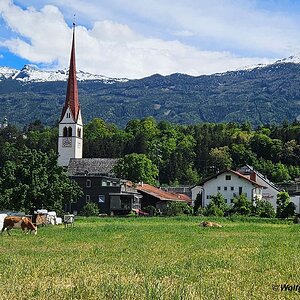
68;158;119;176
196;169;264;188
136;183;191;202
60;26;80;122
240;164;280;191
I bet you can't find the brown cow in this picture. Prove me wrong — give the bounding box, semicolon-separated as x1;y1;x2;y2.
200;221;222;228
1;216;37;235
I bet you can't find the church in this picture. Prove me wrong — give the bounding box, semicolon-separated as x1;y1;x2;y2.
57;25;141;215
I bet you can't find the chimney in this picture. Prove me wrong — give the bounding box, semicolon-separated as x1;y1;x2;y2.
250;172;256;182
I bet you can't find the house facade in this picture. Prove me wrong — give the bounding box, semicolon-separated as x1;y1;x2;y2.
237;165;280;209
67;158;141;215
191;170;263;207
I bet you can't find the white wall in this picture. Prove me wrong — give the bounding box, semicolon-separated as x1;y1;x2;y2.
58;108;83;166
201;172;262;207
243;173;279;209
291;196;300;214
191;186;202;207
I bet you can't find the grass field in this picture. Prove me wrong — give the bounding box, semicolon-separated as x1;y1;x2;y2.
1;216;300;300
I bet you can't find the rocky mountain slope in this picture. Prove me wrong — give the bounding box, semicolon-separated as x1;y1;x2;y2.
1;57;300;128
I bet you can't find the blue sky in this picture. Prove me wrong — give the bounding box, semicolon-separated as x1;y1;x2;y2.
1;0;300;78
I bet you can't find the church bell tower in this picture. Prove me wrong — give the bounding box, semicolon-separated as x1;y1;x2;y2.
58;24;83;167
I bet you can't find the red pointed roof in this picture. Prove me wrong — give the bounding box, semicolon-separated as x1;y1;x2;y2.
60;25;80;121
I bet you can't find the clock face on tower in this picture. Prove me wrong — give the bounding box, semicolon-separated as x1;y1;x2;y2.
62;137;72;147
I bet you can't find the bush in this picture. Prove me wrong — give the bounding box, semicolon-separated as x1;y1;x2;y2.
193;193;202;215
253;199;275;218
162;202;192;216
80;202;99;217
204;192;229;217
232;194;253;216
281;202;296;218
276;191;292;218
204;203;224;217
143;205;157;216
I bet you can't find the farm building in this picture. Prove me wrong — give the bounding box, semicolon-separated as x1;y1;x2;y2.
136;183;191;210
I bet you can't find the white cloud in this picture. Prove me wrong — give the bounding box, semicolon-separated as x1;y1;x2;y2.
0;1;277;78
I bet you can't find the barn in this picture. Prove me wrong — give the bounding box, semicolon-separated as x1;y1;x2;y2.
136;183;191;211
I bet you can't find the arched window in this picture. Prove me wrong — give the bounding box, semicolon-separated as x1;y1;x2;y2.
77;128;81;138
68;127;72;137
63;127;68;137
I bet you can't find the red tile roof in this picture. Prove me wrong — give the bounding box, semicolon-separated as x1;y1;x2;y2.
136;183;191;202
198;169;264;188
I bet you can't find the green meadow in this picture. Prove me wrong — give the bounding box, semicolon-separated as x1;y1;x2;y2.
0;217;300;300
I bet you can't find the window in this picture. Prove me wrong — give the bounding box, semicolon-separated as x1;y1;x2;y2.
102;180;107;187
206;195;211;199
217;186;221;191
225;175;231;180
77;128;81;138
225;199;228;203
68;127;72;137
231;187;234;191
98;195;105;203
239;187;243;195
66;112;71;118
63;127;68;137
86;179;91;188
86;195;90;202
231;199;234;203
224;186;227;191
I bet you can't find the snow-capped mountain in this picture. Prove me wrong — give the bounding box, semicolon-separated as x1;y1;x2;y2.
0;65;129;84
1;53;300;84
274;53;300;64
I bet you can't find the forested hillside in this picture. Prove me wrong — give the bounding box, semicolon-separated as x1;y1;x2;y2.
1;62;300;127
1;118;300;186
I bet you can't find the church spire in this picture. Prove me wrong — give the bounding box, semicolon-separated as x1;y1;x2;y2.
60;23;80;121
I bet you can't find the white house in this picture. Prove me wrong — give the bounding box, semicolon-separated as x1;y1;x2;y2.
237;165;281;209
191;170;263;207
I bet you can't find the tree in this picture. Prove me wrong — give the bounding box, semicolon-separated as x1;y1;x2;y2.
204;193;228;217
272;163;291;183
113;153;158;185
232;194;253;215
163;201;192;216
81;202;99;217
0;146;82;213
254;199;275;218
208;146;233;172
193;192;202;215
276;191;291;218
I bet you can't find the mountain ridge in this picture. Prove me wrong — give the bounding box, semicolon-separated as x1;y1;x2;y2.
1;55;300;128
0;64;129;84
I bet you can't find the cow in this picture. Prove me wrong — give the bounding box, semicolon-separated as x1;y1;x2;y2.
1;216;37;235
200;221;222;228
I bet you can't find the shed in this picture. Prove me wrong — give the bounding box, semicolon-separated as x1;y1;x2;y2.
136;183;191;210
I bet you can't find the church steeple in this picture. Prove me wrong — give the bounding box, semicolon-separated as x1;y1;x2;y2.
58;22;83;167
60;24;80;122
